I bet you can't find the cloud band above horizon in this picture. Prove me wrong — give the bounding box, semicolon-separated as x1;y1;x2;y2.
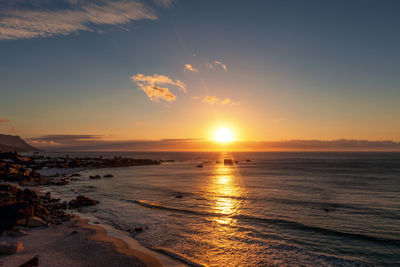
28;135;400;151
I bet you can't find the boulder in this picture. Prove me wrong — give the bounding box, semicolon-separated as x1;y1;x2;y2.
103;174;113;178
0;241;24;255
16;217;27;226
7;229;27;237
27;216;46;227
20;255;39;267
68;195;99;209
60;201;68;209
25;206;34;217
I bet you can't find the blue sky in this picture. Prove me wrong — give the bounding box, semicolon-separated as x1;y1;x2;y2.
0;0;399;144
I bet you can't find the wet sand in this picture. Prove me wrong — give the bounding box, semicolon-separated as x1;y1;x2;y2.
0;217;186;267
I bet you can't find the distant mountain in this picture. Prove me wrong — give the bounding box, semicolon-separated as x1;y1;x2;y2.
0;134;38;152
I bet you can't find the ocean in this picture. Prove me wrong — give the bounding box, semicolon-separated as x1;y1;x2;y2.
42;152;400;266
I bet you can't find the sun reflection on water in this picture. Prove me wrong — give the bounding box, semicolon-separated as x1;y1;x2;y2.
209;160;243;224
193;155;252;266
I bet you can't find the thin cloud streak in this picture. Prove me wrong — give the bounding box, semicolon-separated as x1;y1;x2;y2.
206;60;228;72
152;0;175;8
28;135;400;151
0;118;12;124
131;73;187;103
203;96;238;105
0;0;158;40
184;64;198;72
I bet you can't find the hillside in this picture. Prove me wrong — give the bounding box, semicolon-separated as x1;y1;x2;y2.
0;134;38;152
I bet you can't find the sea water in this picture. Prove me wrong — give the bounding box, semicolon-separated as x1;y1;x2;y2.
43;152;400;266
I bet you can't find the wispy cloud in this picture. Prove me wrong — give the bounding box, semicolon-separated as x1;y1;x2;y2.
0;118;18;134
0;0;158;40
29;134;101;146
202;96;238;105
152;0;174;8
28;135;400;151
0;118;12;124
131;73;187;103
184;64;198;72
206;60;228;72
215;61;227;71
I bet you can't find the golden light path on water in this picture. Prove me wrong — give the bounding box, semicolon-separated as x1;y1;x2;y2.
197;154;252;266
211;163;242;224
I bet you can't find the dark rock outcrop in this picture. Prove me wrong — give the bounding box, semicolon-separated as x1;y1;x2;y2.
68;195;99;209
0;184;71;234
0;241;23;255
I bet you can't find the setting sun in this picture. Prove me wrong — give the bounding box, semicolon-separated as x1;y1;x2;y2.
214;128;234;143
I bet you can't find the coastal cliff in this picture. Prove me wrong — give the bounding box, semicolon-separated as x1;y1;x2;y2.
0;135;38;152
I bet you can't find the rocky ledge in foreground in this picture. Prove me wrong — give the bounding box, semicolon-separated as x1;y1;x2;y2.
0;184;73;235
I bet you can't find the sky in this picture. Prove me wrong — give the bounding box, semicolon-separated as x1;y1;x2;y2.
0;0;399;150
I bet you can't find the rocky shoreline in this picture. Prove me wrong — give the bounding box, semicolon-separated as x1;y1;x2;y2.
0;152;161;186
0;152;164;235
0;152;183;266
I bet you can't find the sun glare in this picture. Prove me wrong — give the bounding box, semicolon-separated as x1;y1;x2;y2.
214;128;234;143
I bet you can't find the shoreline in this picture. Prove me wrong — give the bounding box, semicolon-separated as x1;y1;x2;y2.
0;153;195;267
0;216;187;267
76;213;190;267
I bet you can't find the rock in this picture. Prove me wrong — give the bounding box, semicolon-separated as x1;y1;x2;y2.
25;206;34;217
7;229;27;237
0;241;23;255
45;192;51;200
89;175;101;179
68;195;99;209
16;217;27;226
246;159;251;162
19;255;39;267
103;174;114;178
27;216;46;227
70;173;81;177
60;201;68;209
175;195;183;199
134;227;144;232
224;159;238;165
196;164;203;168
50;178;69;185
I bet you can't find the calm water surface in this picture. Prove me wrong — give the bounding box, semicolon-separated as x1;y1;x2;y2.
43;152;400;266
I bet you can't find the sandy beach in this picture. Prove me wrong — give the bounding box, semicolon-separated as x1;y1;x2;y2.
0;217;186;267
